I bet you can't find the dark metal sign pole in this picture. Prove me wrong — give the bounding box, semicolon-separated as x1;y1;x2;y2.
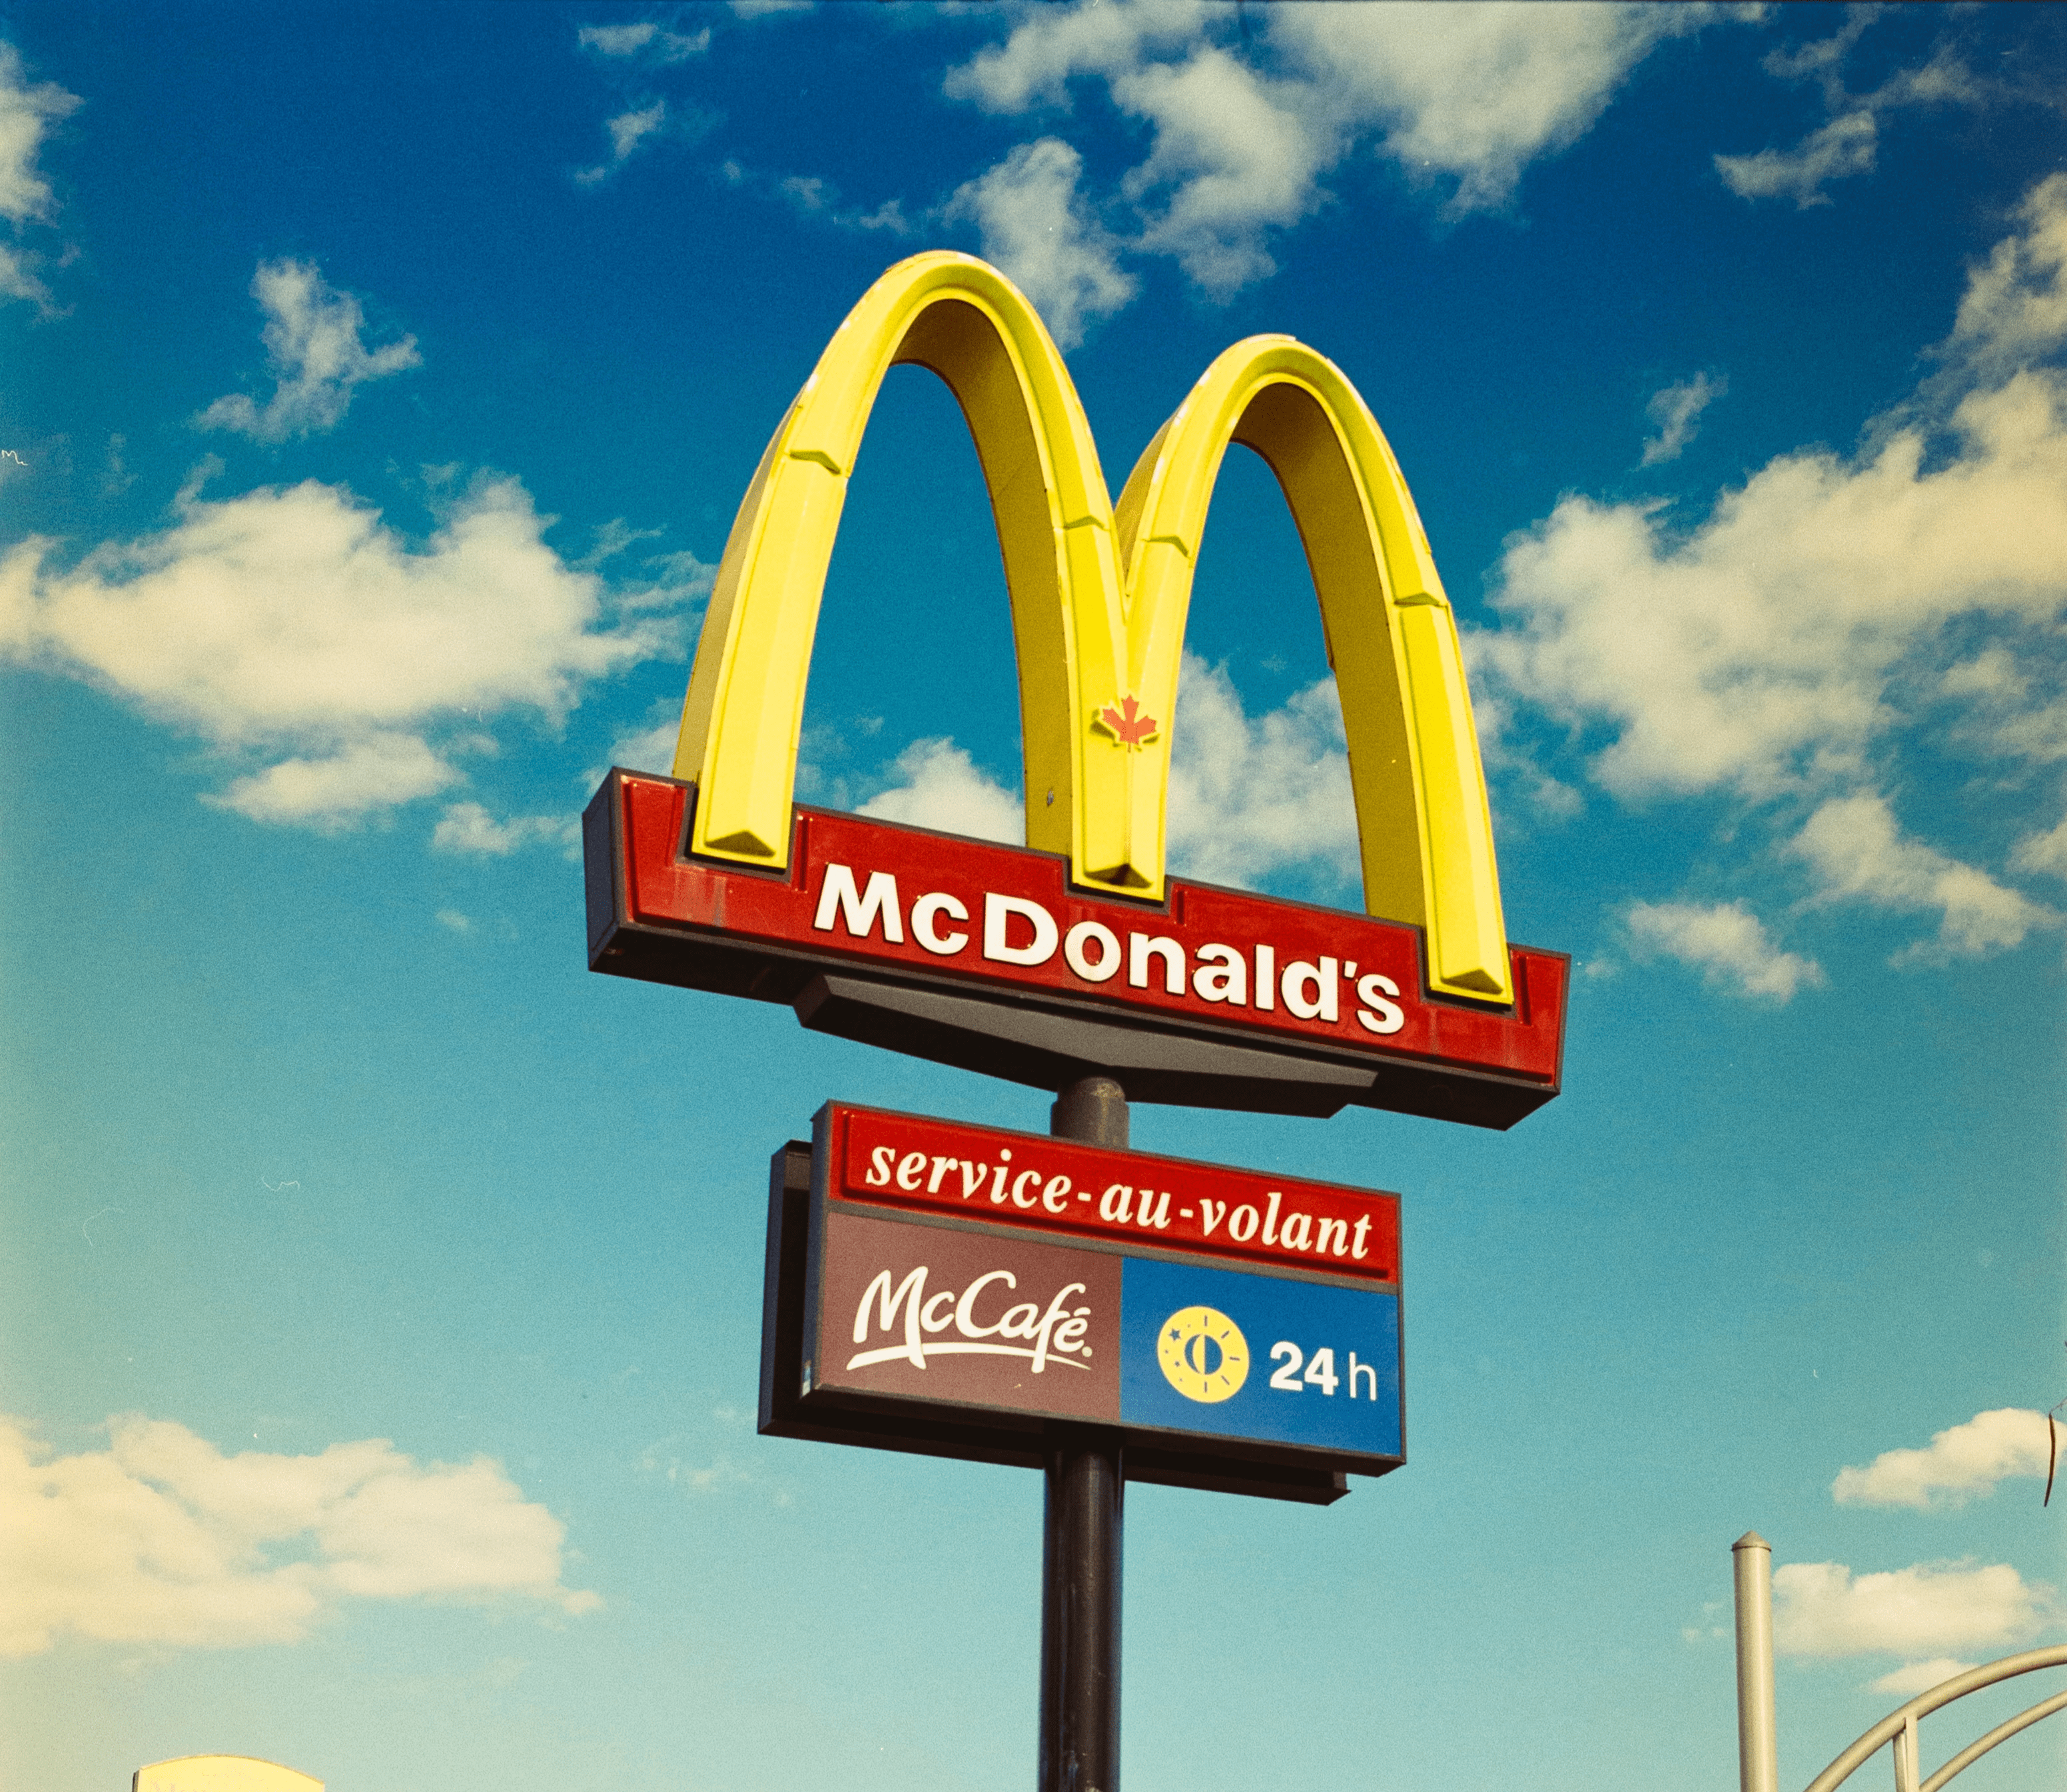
1040;1075;1128;1792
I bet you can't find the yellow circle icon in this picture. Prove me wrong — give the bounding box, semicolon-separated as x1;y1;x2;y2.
1156;1306;1249;1404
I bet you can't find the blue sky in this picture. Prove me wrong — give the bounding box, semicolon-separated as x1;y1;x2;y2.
3;4;2064;1789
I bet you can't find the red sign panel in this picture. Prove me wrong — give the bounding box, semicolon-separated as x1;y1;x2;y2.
825;1103;1400;1284
588;773;1566;1125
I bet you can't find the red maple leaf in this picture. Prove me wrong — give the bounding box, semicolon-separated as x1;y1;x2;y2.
1096;693;1160;747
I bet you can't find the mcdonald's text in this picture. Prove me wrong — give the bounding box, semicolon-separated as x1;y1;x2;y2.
588;771;1567;1125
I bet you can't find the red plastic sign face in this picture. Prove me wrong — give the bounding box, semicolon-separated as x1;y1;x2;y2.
825;1103;1400;1284
598;777;1565;1115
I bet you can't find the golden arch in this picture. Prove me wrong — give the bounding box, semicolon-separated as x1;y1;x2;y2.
671;252;1511;1003
134;1759;322;1792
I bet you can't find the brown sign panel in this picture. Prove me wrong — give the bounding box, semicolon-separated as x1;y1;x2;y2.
811;1208;1122;1424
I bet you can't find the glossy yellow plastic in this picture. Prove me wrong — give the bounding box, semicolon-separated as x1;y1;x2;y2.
670;252;1511;1002
134;1759;322;1792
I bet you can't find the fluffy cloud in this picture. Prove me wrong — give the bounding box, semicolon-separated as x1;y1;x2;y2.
943;139;1135;348
576;101;669;187
1868;1657;1973;1697
578;21;709;64
197;260;420;441
810;654;1360;899
432;801;579;855
1625;899;1823;1003
1833;1409;2064;1511
855;737;1022;846
1475;175;2067;967
1791;795;2054;960
0;1416;600;1657
1773;1559;2052;1661
942;1;1717;320
0;41;81;311
1165;653;1360;895
0;473;670;827
1641;371;1726;466
1717;19;1984;209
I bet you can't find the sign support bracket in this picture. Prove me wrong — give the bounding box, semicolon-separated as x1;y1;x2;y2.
1040;1075;1129;1792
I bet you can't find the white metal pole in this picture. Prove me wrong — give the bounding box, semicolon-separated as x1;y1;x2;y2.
1735;1532;1780;1792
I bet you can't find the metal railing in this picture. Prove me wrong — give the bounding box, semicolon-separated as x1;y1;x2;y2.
1732;1532;2066;1792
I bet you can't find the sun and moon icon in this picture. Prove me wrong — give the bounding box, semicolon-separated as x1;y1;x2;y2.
1156;1306;1249;1403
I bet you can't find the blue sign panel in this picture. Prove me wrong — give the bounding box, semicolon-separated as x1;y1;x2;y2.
1119;1256;1402;1460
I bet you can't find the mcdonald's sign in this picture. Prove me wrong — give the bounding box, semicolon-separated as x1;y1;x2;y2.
585;253;1565;1126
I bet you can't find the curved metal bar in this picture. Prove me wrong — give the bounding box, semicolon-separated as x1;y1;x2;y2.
1918;1685;2067;1792
1801;1645;2067;1792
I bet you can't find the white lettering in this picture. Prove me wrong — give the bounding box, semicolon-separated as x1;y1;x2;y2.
955;1269;1015;1338
1262;1189;1282;1245
1136;1188;1171;1231
896;1150;925;1192
1098;1182;1134;1225
1129;933;1185;994
1352;1214;1373;1260
853;1266;927;1366
1255;945;1276;1010
1192;943;1246;1005
1064;920;1122;983
865;1146;894;1188
1011;1168;1041;1210
1280;957;1338;1021
959;1160;987;1200
911;891;969;955
813;863;904;943
984;893;1059;966
1355;972;1406;1035
1229;1203;1259;1242
1198;1198;1226;1236
928;1155;956;1194
1280;1212;1312;1252
1042;1174;1072;1214
1315;1216;1350;1258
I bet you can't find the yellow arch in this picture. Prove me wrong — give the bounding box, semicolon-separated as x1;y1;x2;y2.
134;1758;322;1792
669;253;1511;1003
1112;337;1510;1000
671;252;1128;879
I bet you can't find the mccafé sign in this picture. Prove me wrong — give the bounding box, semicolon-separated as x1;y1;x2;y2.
585;250;1566;1128
763;1105;1406;1491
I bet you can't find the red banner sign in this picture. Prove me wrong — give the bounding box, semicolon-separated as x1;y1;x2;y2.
589;773;1566;1124
824;1103;1400;1284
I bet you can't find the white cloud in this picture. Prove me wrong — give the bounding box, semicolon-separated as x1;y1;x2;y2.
1268;2;1710;216
1833;1409;2064;1511
1868;1657;1973;1697
943;139;1135;349
1625;899;1823;1002
856;737;1022;845
1474;176;2067;967
0;1415;600;1657
1773;1559;2052;1661
436;908;472;932
1716;109;1876;208
196;260;420;442
1166;653;1360;895
1945;173;2067;385
578;21;709;63
1716;21;1986;208
0;42;78;224
940;1;1718;316
1791;795;2056;961
0;473;671;827
1641;371;1726;466
576;101;672;186
2012;812;2067;881
214;734;461;828
0;43;81;312
432;801;578;855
